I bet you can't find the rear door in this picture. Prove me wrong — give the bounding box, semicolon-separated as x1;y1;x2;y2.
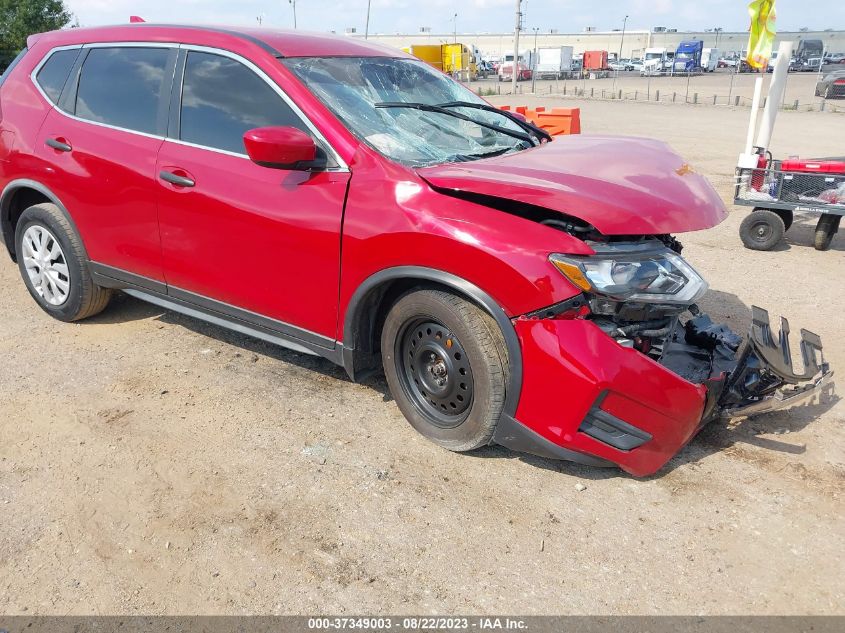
35;44;176;284
155;47;350;342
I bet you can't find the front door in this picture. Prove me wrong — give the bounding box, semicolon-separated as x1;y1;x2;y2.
156;48;350;343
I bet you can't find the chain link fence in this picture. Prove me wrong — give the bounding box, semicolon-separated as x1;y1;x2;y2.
472;72;845;114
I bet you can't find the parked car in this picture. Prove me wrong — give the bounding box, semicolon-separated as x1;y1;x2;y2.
628;58;644;72
476;60;494;78
608;60;627;72
0;25;830;477
718;56;738;68
815;70;845;98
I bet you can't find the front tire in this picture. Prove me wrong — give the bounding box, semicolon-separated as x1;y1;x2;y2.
381;289;509;452
15;203;112;322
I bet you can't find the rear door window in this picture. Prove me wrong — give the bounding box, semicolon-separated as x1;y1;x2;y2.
178;50;309;154
35;48;79;102
75;47;170;135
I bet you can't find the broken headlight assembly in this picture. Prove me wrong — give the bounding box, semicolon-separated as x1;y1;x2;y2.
549;241;708;306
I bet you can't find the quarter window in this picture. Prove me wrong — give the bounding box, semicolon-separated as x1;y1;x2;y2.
179;51;309;154
75;47;170;135
35;48;79;103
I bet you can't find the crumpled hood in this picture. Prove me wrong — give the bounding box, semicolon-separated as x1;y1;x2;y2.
417;135;727;235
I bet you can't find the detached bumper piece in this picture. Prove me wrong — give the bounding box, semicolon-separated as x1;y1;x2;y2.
508;304;833;477
720;307;833;418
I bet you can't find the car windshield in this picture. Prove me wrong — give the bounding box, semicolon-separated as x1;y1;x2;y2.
283;56;531;167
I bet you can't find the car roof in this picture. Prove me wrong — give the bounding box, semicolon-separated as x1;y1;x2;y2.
27;24;408;59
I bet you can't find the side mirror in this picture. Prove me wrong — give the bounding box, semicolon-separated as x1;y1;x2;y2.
243;126;317;170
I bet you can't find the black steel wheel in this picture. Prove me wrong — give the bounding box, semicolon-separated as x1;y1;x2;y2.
381;289;509;452
398;319;474;427
739;209;785;250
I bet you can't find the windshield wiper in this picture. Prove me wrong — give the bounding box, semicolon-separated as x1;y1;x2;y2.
436;101;553;144
448;147;514;163
374;102;536;147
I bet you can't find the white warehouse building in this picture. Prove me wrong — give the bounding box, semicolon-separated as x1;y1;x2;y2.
350;29;845;60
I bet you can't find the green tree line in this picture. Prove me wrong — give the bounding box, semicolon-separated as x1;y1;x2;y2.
1;0;72;70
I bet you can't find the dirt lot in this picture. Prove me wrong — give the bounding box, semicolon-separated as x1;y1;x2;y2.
1;100;843;615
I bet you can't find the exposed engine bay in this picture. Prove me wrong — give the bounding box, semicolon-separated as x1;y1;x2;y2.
543;229;833;421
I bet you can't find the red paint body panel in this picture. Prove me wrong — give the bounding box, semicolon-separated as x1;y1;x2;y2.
36;110;166;281
513;318;707;476
0;25;739;476
418;135;728;235
156;141;349;338
336;149;589;323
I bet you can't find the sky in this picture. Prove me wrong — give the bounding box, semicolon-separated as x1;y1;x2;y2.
65;1;845;35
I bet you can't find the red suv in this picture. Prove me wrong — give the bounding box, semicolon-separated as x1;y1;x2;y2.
0;25;831;476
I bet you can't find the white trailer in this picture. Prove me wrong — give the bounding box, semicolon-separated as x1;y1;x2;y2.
534;46;573;79
701;48;720;72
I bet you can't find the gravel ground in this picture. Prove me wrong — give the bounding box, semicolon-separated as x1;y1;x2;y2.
0;100;843;615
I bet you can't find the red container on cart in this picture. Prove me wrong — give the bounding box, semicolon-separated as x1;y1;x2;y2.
780;159;845;174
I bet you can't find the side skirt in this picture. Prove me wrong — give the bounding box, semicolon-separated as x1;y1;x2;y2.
89;262;344;365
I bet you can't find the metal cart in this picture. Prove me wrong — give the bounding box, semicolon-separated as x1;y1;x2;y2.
735;159;845;251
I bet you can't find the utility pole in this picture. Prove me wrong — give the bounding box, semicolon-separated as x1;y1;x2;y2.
365;0;371;39
618;15;628;61
511;0;522;95
531;27;539;93
289;0;297;29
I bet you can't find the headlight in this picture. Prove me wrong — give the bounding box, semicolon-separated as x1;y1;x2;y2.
550;242;708;304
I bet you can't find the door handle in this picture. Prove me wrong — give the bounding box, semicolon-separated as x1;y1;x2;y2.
45;138;72;152
159;170;195;188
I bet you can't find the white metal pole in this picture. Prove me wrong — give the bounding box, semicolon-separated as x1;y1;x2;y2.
755;40;793;152
744;76;764;155
511;0;521;95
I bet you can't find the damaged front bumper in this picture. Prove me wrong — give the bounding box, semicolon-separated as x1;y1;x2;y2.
498;306;833;477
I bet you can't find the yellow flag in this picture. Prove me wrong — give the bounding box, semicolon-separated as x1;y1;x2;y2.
747;0;777;69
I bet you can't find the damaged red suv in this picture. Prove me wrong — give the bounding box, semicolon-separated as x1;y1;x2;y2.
0;25;832;476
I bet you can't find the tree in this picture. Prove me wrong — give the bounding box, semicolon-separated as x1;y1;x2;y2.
0;0;73;69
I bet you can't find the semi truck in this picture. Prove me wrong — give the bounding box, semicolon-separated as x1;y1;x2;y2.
582;50;609;72
498;50;533;81
793;39;825;72
403;43;478;80
534;46;574;79
673;40;704;74
642;47;672;75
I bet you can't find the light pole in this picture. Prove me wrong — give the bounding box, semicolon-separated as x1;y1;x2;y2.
364;0;371;39
511;0;521;95
289;0;297;29
452;13;458;44
618;15;629;62
531;27;539;93
714;27;722;50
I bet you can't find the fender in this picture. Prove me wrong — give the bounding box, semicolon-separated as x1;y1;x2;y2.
342;266;523;419
0;178;88;261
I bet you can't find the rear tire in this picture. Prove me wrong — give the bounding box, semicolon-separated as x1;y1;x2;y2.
814;214;841;251
381;289;509;452
15;203;112;322
739;209;785;250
